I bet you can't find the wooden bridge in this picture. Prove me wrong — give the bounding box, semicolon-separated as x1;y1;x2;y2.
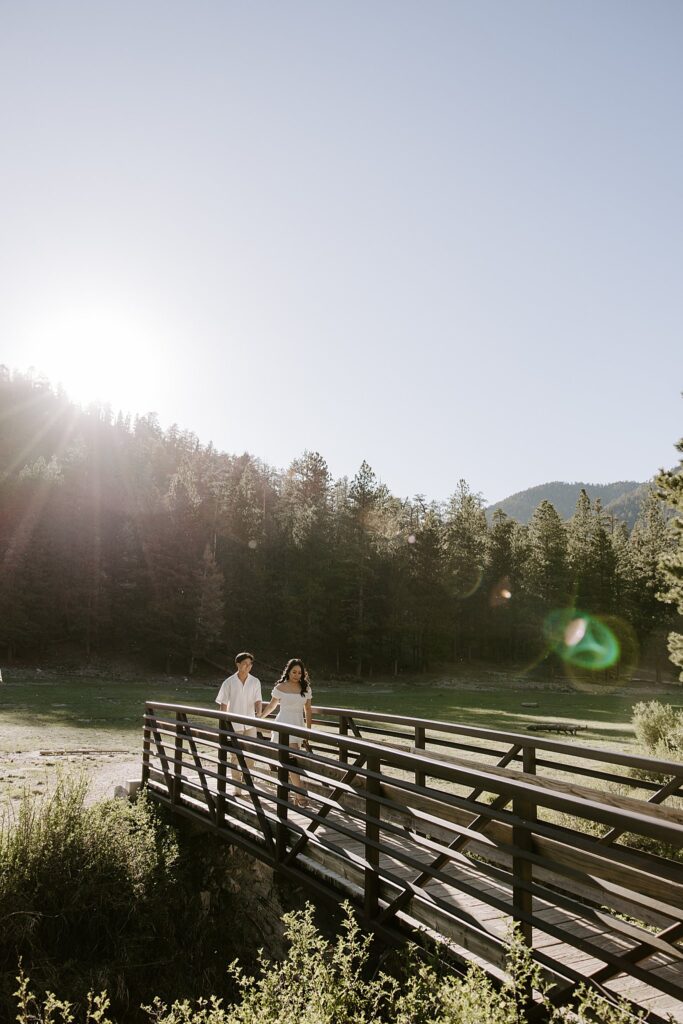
142;702;683;1022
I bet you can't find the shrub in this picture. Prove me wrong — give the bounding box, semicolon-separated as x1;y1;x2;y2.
12;904;649;1023
631;700;683;759
0;775;181;1019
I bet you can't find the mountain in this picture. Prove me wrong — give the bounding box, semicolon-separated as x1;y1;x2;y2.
486;480;648;526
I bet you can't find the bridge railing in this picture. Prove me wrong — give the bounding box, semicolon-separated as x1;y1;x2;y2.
142;701;683;1023
312;705;683;800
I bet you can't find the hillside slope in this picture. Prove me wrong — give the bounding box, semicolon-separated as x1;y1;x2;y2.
487;479;646;525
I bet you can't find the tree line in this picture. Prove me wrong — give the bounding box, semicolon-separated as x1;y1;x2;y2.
0;369;678;677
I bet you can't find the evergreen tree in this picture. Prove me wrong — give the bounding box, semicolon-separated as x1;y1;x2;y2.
401;501;448;670
611;519;632;618
566;488;593;602
189;543;225;673
346;461;381;675
276;451;333;658
656;436;683;678
443;480;488;660
523;500;569;609
486;510;525;661
629;487;672;640
566;490;616;613
590;498;617;613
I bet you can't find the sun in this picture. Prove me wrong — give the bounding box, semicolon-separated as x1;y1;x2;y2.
24;303;168;414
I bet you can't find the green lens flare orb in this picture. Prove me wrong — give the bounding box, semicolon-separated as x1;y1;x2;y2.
543;609;620;670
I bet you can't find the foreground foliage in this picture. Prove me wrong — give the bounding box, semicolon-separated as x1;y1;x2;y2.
13;903;647;1024
0;778;189;1020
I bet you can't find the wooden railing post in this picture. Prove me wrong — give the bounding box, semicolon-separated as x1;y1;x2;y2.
512;746;536;949
172;710;183;804
339;716;349;764
364;753;381;919
276;730;290;862
414;725;426;787
142;704;151;786
216;712;228;826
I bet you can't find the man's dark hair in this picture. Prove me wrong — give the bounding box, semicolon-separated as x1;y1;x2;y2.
235;651;255;665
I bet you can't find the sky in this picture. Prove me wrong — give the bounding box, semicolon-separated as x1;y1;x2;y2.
1;2;681;505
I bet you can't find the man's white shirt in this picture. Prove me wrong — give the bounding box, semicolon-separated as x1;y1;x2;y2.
215;672;262;731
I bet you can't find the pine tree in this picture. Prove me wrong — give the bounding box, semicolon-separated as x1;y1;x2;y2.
276;451;333;658
401;501;448;670
629;487;672;640
523;500;569;609
443;480;488;661
611;519;632;618
566;488;593;602
566;490;616;613
190;543;225;673
484;509;519;661
656;436;683;678
346;461;382;676
590;498;617;613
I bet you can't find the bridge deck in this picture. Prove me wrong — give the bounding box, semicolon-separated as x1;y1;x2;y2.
142;703;683;1024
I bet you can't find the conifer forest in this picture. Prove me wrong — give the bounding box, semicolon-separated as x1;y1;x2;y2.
0;369;679;677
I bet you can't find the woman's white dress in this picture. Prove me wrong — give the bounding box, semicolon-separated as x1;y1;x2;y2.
270;684;312;744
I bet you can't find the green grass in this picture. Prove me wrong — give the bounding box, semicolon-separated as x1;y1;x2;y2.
313;681;650;749
0;673;666;753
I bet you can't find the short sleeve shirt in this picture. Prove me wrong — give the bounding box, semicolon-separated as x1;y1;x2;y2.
215;672;262;731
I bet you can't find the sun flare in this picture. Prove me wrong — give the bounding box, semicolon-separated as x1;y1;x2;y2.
25;304;168;414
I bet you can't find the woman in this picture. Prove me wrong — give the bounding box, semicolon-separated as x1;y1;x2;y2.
260;658;313;807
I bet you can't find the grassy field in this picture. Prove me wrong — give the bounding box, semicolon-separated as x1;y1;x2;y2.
1;671;681;802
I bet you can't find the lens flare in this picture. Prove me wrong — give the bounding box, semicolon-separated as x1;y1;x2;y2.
407;534;416;545
564;617;587;648
544;609;619;670
490;577;512;607
451;565;483;600
247;539;258;550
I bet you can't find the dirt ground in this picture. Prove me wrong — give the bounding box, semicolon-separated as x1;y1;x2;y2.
1;744;142;805
0;708;143;802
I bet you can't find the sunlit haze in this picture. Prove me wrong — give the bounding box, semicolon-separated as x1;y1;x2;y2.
1;2;681;503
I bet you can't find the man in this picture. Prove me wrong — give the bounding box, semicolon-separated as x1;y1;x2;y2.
215;651;263;795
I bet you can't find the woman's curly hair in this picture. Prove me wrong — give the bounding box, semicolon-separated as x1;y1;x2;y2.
277;657;311;696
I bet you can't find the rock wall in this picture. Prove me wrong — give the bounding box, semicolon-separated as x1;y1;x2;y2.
167;814;341;970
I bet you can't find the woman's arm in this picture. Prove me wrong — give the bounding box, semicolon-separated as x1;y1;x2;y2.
304;699;313;730
260;697;278;719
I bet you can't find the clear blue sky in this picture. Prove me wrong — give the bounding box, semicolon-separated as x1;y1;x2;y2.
1;2;681;504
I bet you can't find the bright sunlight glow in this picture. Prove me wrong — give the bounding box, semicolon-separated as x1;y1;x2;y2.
23;303;169;414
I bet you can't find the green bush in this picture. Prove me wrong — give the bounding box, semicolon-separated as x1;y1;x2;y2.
0;776;181;1018
632;700;683;759
13;904;649;1024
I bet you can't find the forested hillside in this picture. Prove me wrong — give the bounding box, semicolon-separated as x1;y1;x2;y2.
487;480;646;525
0;369;678;676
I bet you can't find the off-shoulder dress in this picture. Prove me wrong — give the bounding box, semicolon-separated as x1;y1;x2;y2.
270;684;312;744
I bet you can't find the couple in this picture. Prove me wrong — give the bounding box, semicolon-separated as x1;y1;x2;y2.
215;651;313;806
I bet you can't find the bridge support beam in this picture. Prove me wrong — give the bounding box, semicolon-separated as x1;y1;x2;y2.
364;754;381;918
276;731;290;862
512;749;536;947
